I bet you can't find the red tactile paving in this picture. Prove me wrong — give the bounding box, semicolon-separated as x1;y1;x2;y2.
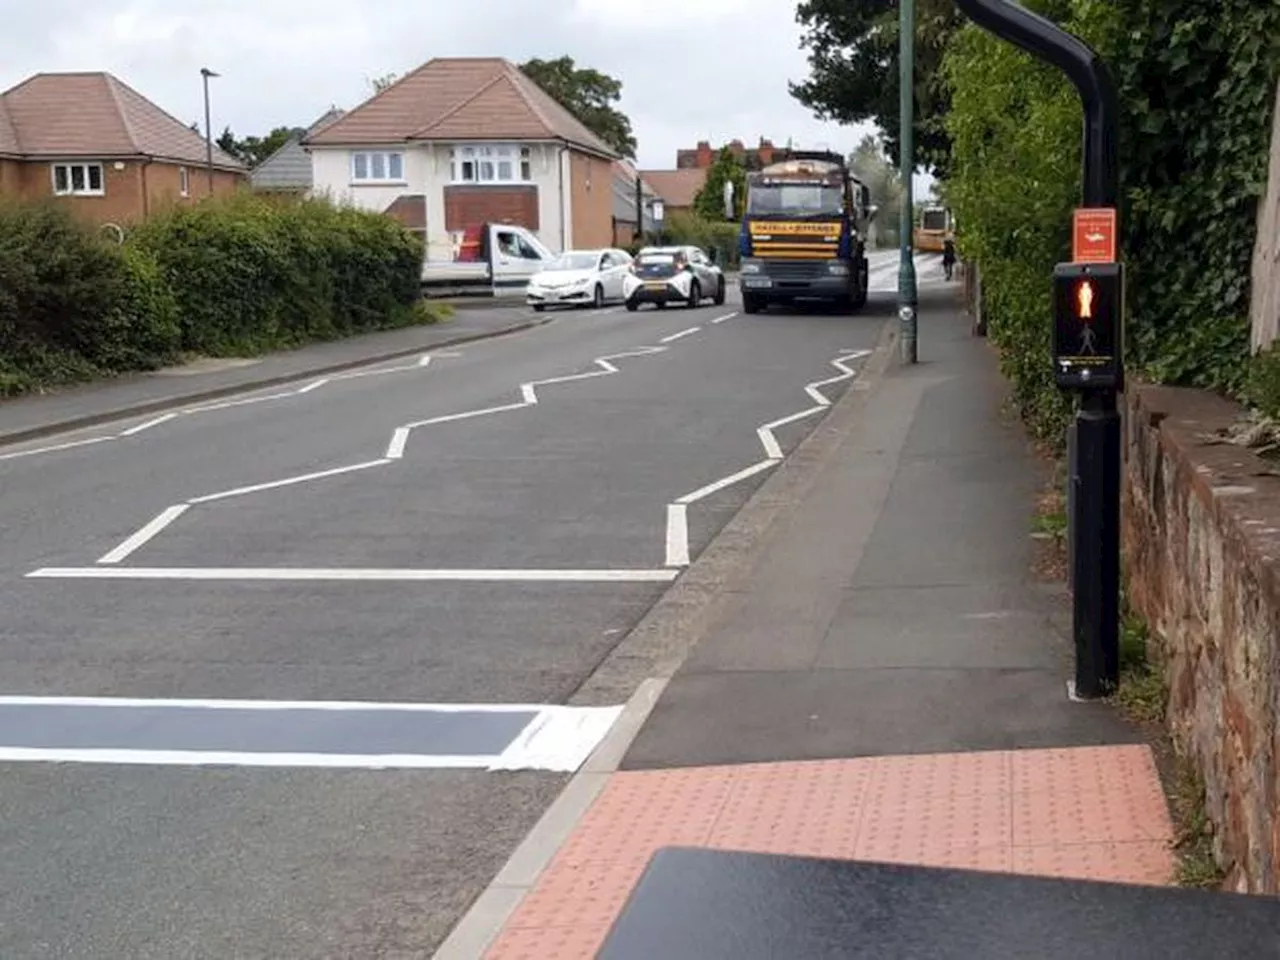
484;744;1175;959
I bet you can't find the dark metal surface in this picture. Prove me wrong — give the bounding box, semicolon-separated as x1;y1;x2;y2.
598;847;1280;959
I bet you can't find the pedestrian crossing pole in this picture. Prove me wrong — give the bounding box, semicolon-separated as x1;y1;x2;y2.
898;0;919;365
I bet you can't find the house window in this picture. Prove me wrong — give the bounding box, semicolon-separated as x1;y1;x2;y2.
179;166;189;197
52;162;104;196
351;151;405;183
451;144;533;184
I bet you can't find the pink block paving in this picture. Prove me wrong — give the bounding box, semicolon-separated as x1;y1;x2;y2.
485;744;1175;959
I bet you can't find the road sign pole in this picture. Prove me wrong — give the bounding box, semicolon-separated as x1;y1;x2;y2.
955;0;1122;698
898;0;918;365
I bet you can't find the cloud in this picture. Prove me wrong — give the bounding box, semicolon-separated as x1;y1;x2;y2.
0;0;898;176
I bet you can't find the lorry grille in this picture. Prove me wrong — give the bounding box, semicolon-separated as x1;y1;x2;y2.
760;259;828;279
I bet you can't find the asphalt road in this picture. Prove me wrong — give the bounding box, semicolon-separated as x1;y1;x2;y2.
0;250;927;957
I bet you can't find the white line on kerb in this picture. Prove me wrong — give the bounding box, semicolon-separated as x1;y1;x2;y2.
659;327;700;344
27;567;680;583
119;413;177;436
295;378;329;394
97;504;189;564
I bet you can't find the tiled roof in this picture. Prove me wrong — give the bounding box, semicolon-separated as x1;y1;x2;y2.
640;168;708;208
0;98;19;156
306;58;617;158
0;72;244;170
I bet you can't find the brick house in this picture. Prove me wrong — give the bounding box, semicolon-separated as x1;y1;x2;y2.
303;58;618;262
0;72;246;224
677;137;780;171
638;168;708;220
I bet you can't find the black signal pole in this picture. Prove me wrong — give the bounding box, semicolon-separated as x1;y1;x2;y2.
953;0;1122;698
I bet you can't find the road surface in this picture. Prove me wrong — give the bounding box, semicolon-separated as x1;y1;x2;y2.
0;250;943;957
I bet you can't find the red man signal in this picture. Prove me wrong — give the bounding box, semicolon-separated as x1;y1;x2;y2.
1077;279;1095;320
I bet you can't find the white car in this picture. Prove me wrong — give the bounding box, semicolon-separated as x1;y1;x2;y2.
623;245;726;311
526;248;634;311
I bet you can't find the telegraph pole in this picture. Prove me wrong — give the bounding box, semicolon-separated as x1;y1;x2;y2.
200;67;220;196
898;0;919;364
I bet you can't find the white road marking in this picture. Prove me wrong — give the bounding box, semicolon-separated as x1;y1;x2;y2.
28;567;680;582
187;459;391;504
710;312;740;325
119;413;177;436
663;349;871;567
418;354;434;367
296;378;329;394
97;504;189;564
385;426;410;460
675;459;778;506
0;700;624;772
659;326;700;344
665;504;690;567
0;436;113;462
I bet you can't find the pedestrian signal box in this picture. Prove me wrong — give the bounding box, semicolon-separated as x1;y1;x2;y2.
1053;261;1122;390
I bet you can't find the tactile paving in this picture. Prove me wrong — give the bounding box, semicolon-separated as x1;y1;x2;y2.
484;745;1176;958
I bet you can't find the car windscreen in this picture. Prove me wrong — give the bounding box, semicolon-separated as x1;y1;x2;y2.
547;253;600;271
746;182;843;218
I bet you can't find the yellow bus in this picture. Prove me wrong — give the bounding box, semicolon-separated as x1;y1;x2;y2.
914;206;952;253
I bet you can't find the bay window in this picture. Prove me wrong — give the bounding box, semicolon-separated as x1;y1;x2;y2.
450;144;534;184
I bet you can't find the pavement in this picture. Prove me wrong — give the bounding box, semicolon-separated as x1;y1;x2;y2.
450;282;1220;958
0;250;957;957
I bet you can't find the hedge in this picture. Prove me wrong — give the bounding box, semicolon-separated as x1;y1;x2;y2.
942;0;1280;443
0;194;438;397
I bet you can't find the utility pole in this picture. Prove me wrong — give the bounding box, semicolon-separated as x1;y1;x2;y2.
898;0;919;364
635;173;644;244
954;0;1123;699
200;67;220;196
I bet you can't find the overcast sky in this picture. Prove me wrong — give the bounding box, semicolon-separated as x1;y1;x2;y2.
0;0;934;194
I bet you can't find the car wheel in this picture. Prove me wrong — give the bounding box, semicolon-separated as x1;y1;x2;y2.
625;299;639;312
657;301;667;310
686;280;701;308
713;276;726;306
592;284;604;309
533;304;546;313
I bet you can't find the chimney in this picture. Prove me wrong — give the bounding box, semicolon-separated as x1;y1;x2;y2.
695;140;713;167
729;139;745;156
757;138;774;166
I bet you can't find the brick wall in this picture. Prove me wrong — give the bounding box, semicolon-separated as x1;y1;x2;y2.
569;151;613;250
0;158;20;196
1123;385;1280;893
444;185;538;232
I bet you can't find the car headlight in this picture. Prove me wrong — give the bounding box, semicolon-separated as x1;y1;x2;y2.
740;261;762;274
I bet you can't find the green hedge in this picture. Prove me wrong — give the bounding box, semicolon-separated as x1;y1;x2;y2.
632;212;742;268
943;0;1280;443
0;195;437;397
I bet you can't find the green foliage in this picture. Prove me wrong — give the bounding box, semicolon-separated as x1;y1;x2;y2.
1243;345;1280;419
692;147;747;222
0;194;434;397
792;0;961;176
849;135;905;247
943;0;1280;443
520;56;636;159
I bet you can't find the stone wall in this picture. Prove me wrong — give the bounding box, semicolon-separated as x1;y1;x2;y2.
1123;384;1280;892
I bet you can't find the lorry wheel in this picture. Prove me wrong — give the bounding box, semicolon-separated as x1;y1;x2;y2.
742;294;762;315
713;277;726;305
592;284;604;308
686;281;701;308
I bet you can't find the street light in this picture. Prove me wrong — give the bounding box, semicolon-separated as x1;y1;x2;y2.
200;67;220;196
898;0;919;364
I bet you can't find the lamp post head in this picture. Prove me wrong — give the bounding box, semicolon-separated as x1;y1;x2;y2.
200;68;220;79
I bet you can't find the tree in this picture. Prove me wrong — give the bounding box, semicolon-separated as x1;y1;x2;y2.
370;72;398;94
790;0;961;177
519;56;637;159
848;134;904;247
692;147;748;222
215;126;305;167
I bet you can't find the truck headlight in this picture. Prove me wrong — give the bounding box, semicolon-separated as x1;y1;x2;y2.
826;262;850;276
740;261;762;274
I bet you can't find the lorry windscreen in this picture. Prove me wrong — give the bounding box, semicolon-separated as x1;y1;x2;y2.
921;209;948;231
747;182;843;219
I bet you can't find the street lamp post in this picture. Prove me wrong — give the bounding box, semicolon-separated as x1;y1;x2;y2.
200;67;220;196
898;0;919;364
